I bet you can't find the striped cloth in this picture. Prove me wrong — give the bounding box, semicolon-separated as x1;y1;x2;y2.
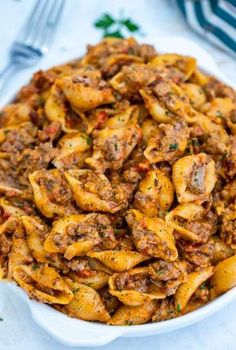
177;0;236;56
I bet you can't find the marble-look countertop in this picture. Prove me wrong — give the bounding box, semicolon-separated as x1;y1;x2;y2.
0;1;235;349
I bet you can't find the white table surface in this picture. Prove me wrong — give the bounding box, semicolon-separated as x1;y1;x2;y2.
0;0;236;349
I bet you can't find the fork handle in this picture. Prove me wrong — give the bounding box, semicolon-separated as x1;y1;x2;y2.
0;62;18;92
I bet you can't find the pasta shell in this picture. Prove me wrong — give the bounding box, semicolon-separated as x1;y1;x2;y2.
144;123;189;164
29;169;77;218
140;89;172;124
8;237;33;279
109;267;166;306
22;216;49;263
45;213;116;260
211;255;236;297
102;54;143;75
191;69;209;86
181;83;206;109
64;282;110;322
13;264;73;304
134;169;174;217
126;209;178;261
87;250;149;272
53;132;91;169
210;237;234;264
70;271;110;290
0;103;31;127
175;267;213;311
165;203;205;241
44;214;99;258
109;72;127;94
150;54;196;79
172;153;216;203
141;118;160;143
85;125;141;172
56;74;115;111
109;301;157;325
65;169;125;213
202;97;234;123
0;197;25;217
21;216;66;270
105;106;139;129
45;84;71;132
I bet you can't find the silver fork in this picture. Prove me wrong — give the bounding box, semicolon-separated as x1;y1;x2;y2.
0;0;65;92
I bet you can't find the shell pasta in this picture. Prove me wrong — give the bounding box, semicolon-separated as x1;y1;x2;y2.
0;37;236;326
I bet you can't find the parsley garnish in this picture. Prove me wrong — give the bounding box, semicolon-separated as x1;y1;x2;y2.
169;143;178;150
127;320;133;326
81;134;92;145
94;13;141;38
86;136;92;145
73;288;80;294
192;138;200;147
176;304;181;312
32;264;40;271
216;111;225;119
200;282;207;290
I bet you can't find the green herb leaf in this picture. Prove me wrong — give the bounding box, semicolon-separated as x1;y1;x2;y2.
94;13;115;29
216;111;225;119
104;30;124;38
176;304;181;312
86;136;92;145
169;143;178;150
192;138;200;147
73;288;80;294
94;12;141;39
127;320;133;326
200;282;207;290
32;264;40;271
121;18;140;32
219;151;228;161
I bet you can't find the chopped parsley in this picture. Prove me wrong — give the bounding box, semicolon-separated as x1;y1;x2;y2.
73;288;80;294
169;143;178;150
176;304;181;312
192;138;200;147
127;320;133;326
80;134;92;145
32;264;40;271
86;136;92;145
219;151;228;161
216;111;225;119
200;282;207;290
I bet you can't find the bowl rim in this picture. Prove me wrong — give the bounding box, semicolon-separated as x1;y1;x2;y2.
2;36;236;347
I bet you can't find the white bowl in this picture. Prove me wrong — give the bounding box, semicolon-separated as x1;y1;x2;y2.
4;37;236;347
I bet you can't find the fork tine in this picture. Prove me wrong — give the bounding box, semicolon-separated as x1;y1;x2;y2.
17;0;48;44
23;0;57;47
33;0;65;53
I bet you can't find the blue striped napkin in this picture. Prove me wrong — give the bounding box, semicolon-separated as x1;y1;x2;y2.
177;0;236;56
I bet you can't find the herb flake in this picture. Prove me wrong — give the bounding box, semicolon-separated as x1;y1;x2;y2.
176;304;181;312
32;264;40;271
169;143;178;150
73;288;80;294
